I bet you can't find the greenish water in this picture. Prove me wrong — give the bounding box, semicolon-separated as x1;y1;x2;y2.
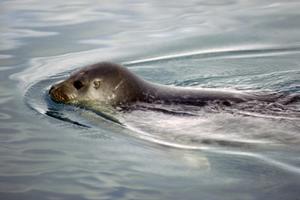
1;0;300;199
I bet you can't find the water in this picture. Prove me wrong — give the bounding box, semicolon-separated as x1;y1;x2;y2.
1;0;300;199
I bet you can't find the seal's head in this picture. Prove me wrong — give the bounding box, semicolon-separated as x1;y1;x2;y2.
49;62;144;107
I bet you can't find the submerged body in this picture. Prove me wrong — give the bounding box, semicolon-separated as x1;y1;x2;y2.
49;62;297;109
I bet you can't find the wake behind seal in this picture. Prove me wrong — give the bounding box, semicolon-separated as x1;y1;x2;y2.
49;62;299;110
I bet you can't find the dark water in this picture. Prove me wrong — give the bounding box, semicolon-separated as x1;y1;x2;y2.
1;0;300;199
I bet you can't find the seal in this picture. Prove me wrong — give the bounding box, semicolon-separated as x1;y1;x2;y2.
49;62;298;108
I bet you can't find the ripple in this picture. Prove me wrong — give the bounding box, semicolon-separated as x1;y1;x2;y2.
124;113;298;149
0;128;19;135
0;189;88;200
22;149;66;156
2;1;112;27
209;149;300;175
0;27;58;51
124;45;300;65
0;112;11;120
0;54;13;59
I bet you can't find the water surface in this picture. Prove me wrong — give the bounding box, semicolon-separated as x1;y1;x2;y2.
1;0;300;199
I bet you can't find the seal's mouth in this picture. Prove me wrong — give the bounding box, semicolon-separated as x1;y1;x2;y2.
49;85;77;103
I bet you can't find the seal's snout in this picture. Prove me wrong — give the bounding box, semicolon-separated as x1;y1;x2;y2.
49;83;75;103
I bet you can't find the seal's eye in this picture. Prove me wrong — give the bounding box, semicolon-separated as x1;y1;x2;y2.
73;80;83;90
